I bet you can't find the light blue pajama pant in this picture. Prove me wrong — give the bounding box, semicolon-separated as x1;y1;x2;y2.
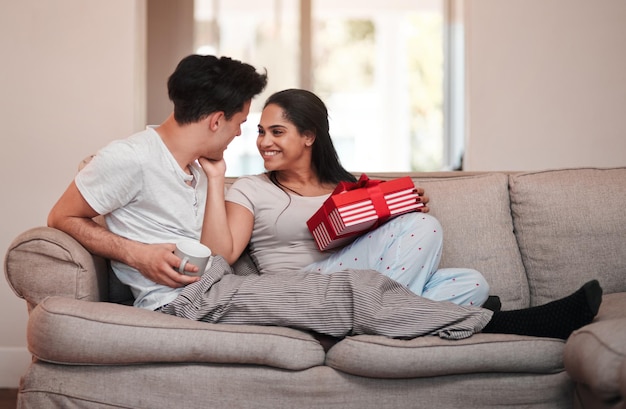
305;213;490;307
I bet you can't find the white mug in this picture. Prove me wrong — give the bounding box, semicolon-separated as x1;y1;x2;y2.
174;240;212;277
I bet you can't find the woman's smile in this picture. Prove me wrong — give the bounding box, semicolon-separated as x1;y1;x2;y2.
261;150;280;159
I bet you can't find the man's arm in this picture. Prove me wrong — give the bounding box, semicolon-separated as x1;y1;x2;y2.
48;181;199;288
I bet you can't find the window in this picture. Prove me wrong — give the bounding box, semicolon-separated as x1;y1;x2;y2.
194;0;463;175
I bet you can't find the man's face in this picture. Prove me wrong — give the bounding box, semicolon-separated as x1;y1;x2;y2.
207;100;251;160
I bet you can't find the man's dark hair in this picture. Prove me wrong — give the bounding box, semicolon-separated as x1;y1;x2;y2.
167;55;268;124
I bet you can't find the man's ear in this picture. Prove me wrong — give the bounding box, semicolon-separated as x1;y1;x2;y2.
206;111;225;131
303;131;316;147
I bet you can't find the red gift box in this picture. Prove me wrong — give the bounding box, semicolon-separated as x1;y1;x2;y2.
307;174;424;251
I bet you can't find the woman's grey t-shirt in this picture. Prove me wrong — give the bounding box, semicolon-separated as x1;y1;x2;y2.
226;174;335;275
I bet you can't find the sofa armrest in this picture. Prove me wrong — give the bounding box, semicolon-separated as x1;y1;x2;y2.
4;226;109;312
564;316;626;404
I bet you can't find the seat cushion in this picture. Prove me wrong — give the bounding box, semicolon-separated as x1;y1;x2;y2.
326;333;565;378
28;296;325;370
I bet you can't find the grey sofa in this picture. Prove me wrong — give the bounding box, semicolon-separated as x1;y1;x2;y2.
5;167;626;409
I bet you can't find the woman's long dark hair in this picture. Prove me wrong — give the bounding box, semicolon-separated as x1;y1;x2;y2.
264;89;356;184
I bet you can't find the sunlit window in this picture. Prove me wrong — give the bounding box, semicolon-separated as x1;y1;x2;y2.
194;0;462;175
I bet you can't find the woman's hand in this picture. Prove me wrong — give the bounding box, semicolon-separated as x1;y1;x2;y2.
198;157;226;179
415;187;430;213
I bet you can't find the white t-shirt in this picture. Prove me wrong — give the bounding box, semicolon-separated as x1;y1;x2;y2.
226;174;334;275
75;127;207;310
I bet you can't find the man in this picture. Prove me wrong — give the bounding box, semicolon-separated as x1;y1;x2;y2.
48;54;601;341
48;54;268;310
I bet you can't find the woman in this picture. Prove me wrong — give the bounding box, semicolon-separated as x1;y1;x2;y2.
201;89;489;307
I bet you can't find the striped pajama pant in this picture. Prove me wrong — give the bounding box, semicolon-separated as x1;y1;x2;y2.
161;256;493;340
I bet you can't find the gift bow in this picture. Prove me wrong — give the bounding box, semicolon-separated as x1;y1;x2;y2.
332;173;382;194
333;173;391;226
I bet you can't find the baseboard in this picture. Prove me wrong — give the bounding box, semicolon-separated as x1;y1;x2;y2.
0;347;31;388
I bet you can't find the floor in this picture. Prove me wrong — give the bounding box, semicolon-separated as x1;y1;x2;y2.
0;389;18;409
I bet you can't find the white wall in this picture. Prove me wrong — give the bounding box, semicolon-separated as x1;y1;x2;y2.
0;0;146;387
465;0;626;171
147;0;194;125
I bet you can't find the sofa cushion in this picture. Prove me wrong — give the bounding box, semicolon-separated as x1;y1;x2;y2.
401;173;527;309
510;167;626;306
564;317;626;402
326;333;565;378
28;296;325;371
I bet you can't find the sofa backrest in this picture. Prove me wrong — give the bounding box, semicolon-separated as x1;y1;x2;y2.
111;167;626;310
509;167;626;306
407;173;529;309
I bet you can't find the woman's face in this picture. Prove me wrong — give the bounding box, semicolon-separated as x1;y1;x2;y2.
257;103;314;171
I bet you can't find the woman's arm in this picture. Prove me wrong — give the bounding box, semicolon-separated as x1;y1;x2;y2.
199;158;254;264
